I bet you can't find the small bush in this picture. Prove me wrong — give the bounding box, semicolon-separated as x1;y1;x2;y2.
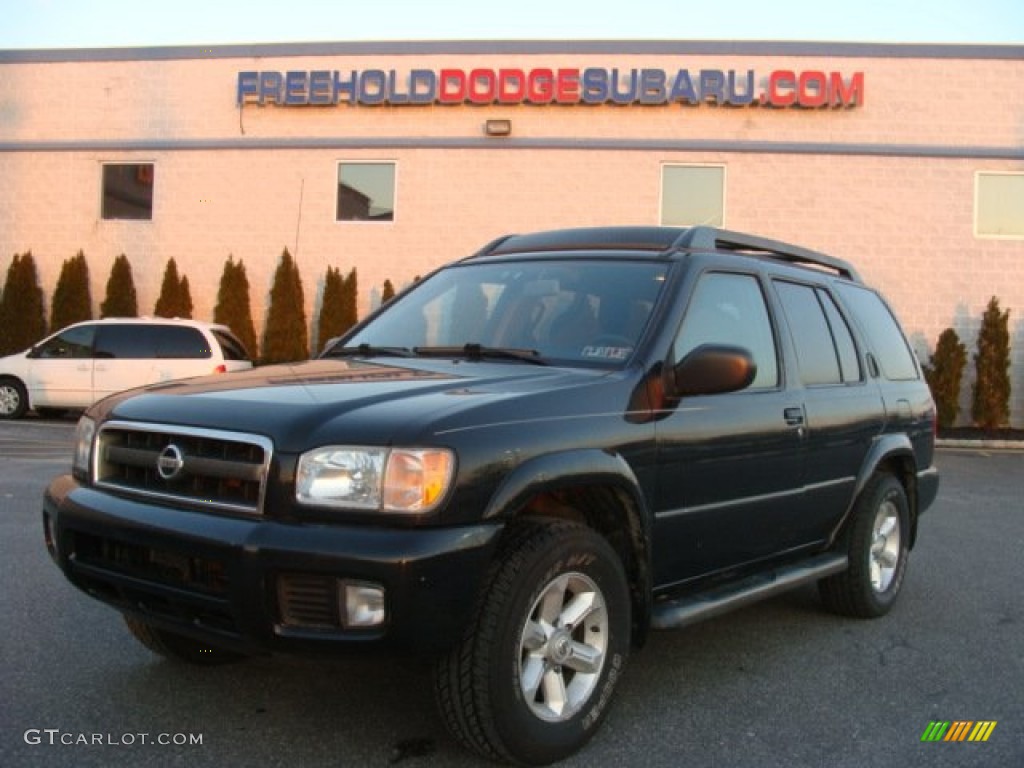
923;328;967;429
51;250;93;330
971;296;1011;430
0;252;48;355
317;266;346;354
262;249;308;365
154;258;192;318
100;254;139;318
214;256;258;360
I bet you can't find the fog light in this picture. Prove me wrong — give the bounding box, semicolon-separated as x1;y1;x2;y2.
341;581;385;628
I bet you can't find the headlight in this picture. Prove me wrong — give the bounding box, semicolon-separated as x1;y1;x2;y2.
72;415;96;478
296;446;454;514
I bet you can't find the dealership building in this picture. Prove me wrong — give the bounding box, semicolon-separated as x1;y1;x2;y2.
1;40;1022;424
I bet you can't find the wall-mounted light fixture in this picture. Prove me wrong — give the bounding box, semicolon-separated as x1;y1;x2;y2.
484;119;512;137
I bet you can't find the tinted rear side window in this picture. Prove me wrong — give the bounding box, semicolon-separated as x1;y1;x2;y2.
836;284;919;381
774;282;861;385
154;326;213;359
211;329;251;361
94;325;211;359
774;281;842;385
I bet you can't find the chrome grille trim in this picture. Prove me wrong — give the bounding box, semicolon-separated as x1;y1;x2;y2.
93;421;273;515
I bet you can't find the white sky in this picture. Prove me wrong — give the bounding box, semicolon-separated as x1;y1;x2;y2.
2;0;1022;49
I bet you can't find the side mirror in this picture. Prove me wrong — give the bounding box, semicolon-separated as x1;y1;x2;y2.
672;344;757;397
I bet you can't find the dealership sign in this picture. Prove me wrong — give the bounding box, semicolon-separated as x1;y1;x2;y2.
237;67;864;109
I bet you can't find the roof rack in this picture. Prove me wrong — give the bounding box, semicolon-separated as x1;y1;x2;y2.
472;225;861;282
672;226;862;281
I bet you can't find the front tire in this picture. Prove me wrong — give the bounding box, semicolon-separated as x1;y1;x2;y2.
123;615;245;666
0;377;28;420
820;473;910;618
435;520;630;765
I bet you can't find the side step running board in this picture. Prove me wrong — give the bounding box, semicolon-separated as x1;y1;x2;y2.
650;553;848;630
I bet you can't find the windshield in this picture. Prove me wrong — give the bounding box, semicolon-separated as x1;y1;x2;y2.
342;259;669;366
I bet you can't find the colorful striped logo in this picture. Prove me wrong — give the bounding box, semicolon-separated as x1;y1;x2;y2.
921;721;997;742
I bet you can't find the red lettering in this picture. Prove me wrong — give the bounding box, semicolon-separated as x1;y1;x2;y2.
767;70;796;107
797;71;828;107
556;68;581;103
830;71;865;107
527;68;555;103
497;69;526;103
438;69;465;104
468;68;496;104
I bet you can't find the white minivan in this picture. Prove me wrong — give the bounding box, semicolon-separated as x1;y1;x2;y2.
0;318;252;419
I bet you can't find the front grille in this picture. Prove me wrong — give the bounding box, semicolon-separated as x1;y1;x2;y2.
94;421;272;515
277;573;340;629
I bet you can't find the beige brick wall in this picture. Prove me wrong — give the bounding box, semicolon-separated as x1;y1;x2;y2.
2;45;1022;424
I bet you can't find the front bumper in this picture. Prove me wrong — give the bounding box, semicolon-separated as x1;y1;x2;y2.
43;474;503;656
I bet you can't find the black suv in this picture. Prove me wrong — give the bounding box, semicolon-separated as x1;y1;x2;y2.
44;227;939;765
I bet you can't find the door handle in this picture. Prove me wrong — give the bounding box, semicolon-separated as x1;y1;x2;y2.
784;407;805;426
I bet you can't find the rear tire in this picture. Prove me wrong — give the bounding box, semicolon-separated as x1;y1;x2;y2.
819;473;910;618
123;615;245;666
0;378;28;420
435;520;630;766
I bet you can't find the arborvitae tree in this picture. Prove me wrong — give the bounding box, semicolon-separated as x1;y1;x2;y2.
381;279;396;303
50;250;93;330
154;258;187;318
317;266;346;354
341;267;358;334
261;248;308;364
0;252;48;355
100;254;139;318
971;296;1011;430
178;275;193;319
923;328;967;429
214;256;258;360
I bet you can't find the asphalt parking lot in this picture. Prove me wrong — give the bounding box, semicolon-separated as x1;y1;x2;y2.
1;418;1021;768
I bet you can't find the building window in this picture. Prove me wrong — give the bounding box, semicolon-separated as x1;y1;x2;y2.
661;165;725;227
975;172;1024;238
337;162;395;221
101;163;154;220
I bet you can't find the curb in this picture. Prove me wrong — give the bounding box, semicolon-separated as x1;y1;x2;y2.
936;439;1024;451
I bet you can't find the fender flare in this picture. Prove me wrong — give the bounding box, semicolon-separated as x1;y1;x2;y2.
483;448;654;644
832;433;920;547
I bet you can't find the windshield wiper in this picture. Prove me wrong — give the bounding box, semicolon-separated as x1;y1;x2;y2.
323;343;415;359
414;343;549;366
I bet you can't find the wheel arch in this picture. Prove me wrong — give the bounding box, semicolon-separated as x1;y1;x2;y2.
839;434;922;549
483;449;653;646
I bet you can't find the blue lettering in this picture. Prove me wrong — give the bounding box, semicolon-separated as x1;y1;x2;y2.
727;70;755;105
309;70;333;104
387;70;409;104
408;69;436;104
237;71;259;105
699;69;726;104
284;71;308;105
581;68;608;103
609;69;638;105
359;70;387;105
259;71;284;105
333;70;358;104
639;69;666;105
669;70;698;104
